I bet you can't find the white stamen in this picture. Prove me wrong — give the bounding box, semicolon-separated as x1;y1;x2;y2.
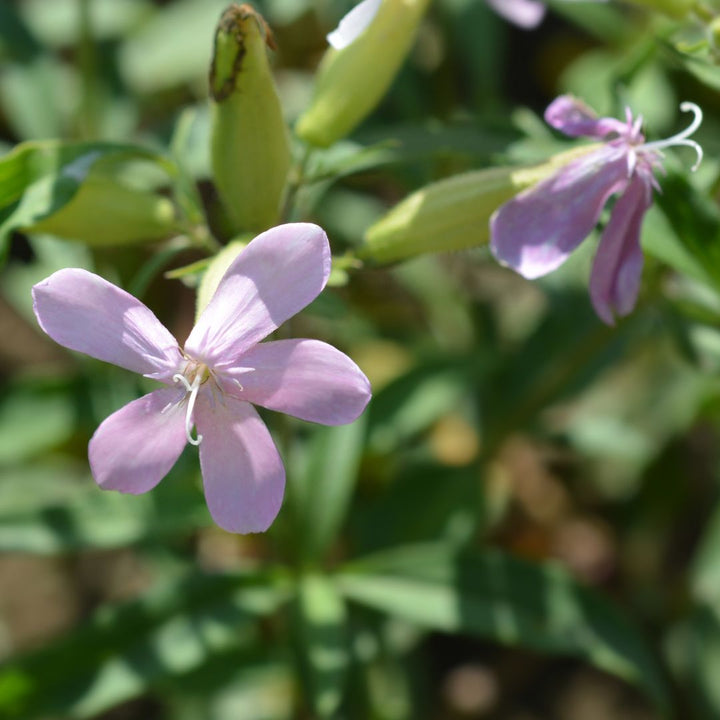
643;101;704;172
233;379;244;391
173;373;203;446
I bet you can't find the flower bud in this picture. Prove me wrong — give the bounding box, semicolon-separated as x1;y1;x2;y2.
195;237;250;319
26;174;179;245
295;0;431;148
359;146;596;264
210;4;291;233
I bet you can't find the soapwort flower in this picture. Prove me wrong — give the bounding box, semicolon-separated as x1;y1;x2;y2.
32;224;372;533
490;95;703;324
485;0;608;28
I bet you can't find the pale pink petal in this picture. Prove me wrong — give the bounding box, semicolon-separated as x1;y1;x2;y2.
490;147;630;278
89;387;188;494
32;269;180;379
327;0;382;49
195;394;285;533
185;223;331;368
589;175;651;325
485;0;546;28
544;95;628;139
221;338;371;425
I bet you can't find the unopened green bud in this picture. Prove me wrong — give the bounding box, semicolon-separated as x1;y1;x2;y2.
622;0;693;17
195;236;250;319
210;4;291;233
296;0;431;148
360;146;596;264
26;174;178;245
709;15;720;47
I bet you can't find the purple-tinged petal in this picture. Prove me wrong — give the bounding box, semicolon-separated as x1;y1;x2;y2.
490;147;630;278
545;95;628;139
485;0;546;28
327;0;382;49
195;394;285;533
32;269;180;379
589;174;651;325
185;223;331;368
221;338;371;425
89;387;187;494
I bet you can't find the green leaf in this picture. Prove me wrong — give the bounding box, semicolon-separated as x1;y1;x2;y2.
651;171;720;293
691;497;720;605
0;56;77;140
293;574;349;718
350;462;484;554
483;290;644;449
0;139;175;255
0;3;41;61
19;0;152;46
367;355;475;454
667;604;720;719
119;0;228;93
289;416;367;564
166;657;293;720
0;569;291;719
336;544;670;713
0;461;210;554
305;119;514;184
0;379;76;464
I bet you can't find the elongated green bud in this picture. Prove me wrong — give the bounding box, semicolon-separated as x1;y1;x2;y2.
210;4;291;233
360;146;596;264
295;0;431;148
26;174;178;245
195;237;250;319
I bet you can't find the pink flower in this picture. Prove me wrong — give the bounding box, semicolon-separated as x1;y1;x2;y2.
490;95;702;324
484;0;548;27
32;224;372;533
485;0;608;28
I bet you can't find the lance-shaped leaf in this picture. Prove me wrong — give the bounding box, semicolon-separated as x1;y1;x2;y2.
288;417;367;563
0;569;292;719
335;543;670;713
292;574;349;718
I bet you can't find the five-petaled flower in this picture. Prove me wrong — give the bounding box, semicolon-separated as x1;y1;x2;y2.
490;95;703;324
32;223;372;534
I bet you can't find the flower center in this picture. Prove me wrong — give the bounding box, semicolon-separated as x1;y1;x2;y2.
172;360;211;446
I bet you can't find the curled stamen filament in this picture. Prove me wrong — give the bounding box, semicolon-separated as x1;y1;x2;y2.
173;373;203;446
644;101;704;172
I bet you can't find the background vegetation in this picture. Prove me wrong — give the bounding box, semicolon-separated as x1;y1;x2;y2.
3;0;720;717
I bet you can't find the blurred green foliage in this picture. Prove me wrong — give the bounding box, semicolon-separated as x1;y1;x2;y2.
4;0;720;718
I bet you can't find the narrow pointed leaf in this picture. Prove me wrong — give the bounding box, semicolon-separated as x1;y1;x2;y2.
0;569;291;719
336;544;669;713
293;574;349;718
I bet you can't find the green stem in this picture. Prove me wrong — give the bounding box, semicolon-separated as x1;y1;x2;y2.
280;144;314;223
